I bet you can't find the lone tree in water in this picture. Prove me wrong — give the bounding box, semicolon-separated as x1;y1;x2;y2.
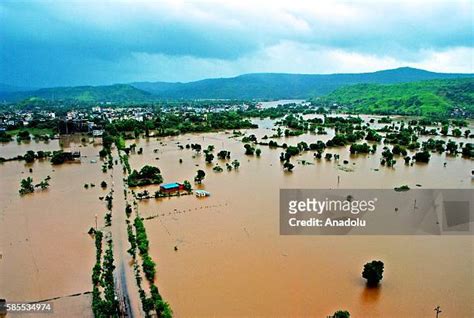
283;160;294;172
231;160;240;169
362;260;384;286
19;177;35;195
183;180;192;192
205;152;214;163
195;169;206;183
330;310;350;318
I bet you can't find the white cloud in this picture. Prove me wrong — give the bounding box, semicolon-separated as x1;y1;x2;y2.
1;0;472;85
126;42;473;82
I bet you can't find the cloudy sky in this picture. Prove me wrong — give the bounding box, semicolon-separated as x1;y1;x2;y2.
1;0;473;87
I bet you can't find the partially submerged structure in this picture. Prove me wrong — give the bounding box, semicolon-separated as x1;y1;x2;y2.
160;182;184;193
195;190;211;197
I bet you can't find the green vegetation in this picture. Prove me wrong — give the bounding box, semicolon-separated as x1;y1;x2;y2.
349;143;372;154
195;169;206;183
244;144;255;155
232;160;240;169
362;260;384;286
19;176;51;195
5;67;472;102
91;231;119;317
23;84;154;103
102;111;256;140
8;127;55;139
331;310;351;318
413;150;431;163
19;177;34;195
283;161;295;172
128;165;163;187
213;165;223;172
318;78;474;118
0;131;13;142
217;150;231;160
132;215;172;317
394;185;410;192
204;152;214;163
183;180;192;192
24;150;35;163
50;151;70;165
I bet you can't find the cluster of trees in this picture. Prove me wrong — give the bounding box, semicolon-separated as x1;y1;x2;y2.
1;150;53;163
326;132;365;147
133;216;155;281
120;154;132;174
19;176;51;195
51;150;72;165
0;131;13;142
189;143;202;152
19;177;35;195
131;215;173;317
91;231;119;317
225;160;240;171
99;110;257;140
128;165;163;187
349;143;374;155
381;149;396;167
217;150;231;160
413;150;431;163
244;144;255;155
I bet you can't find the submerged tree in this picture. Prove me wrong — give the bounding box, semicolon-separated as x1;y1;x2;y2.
283;161;294;172
205;152;214;163
244;144;255;155
231;160;240;169
24;150;36;163
217;150;231;160
331;310;350;318
195;169;206;183
183;180;192;192
362;260;384;286
19;177;35;195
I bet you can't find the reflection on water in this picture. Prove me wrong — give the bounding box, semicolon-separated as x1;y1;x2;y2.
360;285;382;304
1;117;473;317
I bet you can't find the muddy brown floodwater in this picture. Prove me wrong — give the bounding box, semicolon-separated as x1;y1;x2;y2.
1;116;473;317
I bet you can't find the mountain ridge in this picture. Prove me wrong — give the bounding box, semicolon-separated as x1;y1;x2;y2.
1;67;472;102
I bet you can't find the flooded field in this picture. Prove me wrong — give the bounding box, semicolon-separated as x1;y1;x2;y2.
1;115;473;317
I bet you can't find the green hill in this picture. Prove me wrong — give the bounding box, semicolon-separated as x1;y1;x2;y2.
132;67;473;99
2;84;154;103
318;78;474;117
1;67;472;103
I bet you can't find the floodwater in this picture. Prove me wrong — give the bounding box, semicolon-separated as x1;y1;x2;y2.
258;99;306;109
1;116;473;317
0;136;102;317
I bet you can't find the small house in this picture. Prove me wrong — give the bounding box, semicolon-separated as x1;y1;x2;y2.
160;182;184;193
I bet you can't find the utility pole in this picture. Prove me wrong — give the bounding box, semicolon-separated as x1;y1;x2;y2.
95;214;98;230
434;306;442;318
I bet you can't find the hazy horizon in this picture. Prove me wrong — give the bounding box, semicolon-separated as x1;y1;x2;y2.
1;0;473;87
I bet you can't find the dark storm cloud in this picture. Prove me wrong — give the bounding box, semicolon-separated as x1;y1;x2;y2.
0;0;472;87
